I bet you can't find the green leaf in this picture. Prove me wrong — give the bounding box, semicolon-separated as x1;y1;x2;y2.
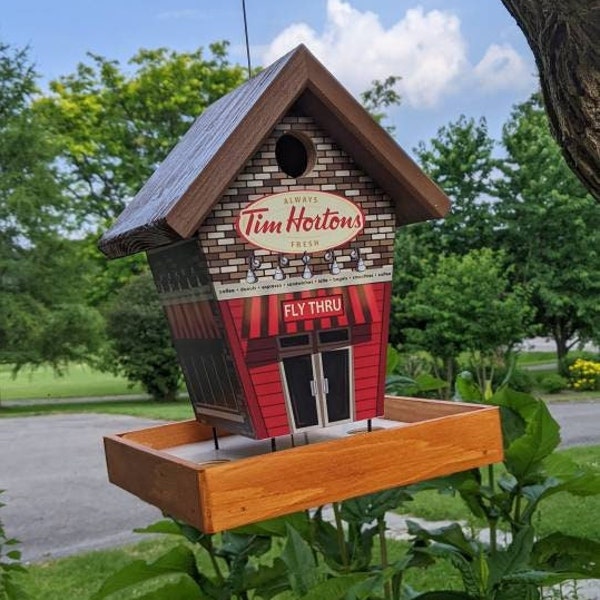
280;524;318;596
246;558;290;599
532;532;600;580
487;526;534;590
414;373;448;392
503;401;560;480
386;344;400;375
310;510;347;571
2;575;32;600
454;372;482;402
217;532;271;562
91;545;199;600
341;488;412;523
135;520;183;536
130;576;203;600
385;374;418;396
407;520;477;558
302;573;368;600
543;453;600;496
231;512;311;538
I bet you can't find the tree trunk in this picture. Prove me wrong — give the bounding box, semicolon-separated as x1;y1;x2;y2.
553;323;572;375
501;0;600;201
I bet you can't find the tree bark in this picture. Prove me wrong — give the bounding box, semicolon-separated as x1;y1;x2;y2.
501;0;600;201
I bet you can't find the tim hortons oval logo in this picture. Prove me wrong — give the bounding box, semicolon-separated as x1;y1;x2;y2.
235;190;365;253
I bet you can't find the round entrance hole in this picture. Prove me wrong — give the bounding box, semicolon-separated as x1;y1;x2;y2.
275;133;314;178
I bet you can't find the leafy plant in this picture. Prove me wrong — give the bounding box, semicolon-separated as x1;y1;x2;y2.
0;491;29;600
385;346;448;398
409;381;600;599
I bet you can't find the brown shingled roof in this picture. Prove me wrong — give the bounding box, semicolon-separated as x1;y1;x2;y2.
99;44;450;259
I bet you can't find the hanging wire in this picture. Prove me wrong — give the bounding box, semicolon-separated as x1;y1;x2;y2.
241;0;252;78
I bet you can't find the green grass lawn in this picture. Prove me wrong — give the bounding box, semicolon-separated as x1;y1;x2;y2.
516;351;558;366
0;363;143;401
0;398;194;421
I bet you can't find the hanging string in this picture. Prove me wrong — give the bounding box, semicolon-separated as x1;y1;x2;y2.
242;0;252;78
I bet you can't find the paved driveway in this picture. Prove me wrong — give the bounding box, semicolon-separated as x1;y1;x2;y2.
0;414;163;562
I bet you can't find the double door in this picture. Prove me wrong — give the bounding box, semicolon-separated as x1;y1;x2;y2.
279;330;352;432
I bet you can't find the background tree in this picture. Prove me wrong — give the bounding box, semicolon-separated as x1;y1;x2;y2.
103;273;181;402
413;116;498;256
496;93;600;369
35;42;248;308
390;116;498;347
398;249;532;394
360;75;401;134
35;42;246;225
501;0;600;201
0;41;102;372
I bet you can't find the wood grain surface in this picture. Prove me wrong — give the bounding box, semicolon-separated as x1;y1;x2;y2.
104;397;503;532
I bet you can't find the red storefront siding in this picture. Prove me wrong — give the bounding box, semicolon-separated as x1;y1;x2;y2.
219;300;269;439
220;281;391;437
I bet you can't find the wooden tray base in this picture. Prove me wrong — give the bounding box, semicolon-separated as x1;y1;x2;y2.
104;396;503;532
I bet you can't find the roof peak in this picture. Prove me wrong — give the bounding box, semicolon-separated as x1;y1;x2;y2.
100;45;449;259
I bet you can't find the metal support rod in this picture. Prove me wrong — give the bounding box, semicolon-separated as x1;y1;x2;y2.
212;427;220;451
271;437;277;452
241;0;252;77
367;419;372;432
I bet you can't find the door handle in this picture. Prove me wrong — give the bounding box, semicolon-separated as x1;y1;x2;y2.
323;378;329;394
310;380;317;397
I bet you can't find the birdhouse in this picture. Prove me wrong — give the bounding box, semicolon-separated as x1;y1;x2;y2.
100;45;503;532
100;44;450;440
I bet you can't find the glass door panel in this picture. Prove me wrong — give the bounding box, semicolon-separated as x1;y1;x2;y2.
282;354;320;429
321;348;351;423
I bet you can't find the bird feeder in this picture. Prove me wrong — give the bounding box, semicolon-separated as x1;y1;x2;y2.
100;45;503;532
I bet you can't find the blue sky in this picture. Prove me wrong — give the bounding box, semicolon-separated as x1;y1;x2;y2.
1;1;538;155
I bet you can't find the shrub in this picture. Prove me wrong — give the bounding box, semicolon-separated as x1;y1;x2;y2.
493;366;535;392
538;373;568;394
102;273;182;402
560;350;600;377
568;358;600;392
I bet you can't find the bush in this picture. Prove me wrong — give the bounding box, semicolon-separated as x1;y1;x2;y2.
102;273;182;402
559;350;600;377
538;373;568;394
493;366;535;392
568;358;600;392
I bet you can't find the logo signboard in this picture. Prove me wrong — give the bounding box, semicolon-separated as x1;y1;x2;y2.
235;190;365;254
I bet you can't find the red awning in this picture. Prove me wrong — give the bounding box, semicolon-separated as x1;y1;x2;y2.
240;285;380;339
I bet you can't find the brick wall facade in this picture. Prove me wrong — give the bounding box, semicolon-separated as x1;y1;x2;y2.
196;113;396;292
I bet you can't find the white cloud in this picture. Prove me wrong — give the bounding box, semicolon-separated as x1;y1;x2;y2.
262;0;533;109
473;43;535;92
263;0;467;108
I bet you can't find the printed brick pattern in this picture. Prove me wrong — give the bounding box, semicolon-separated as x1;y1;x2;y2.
197;114;396;284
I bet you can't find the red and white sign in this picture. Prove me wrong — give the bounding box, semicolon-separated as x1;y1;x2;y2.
236;190;365;254
282;295;344;322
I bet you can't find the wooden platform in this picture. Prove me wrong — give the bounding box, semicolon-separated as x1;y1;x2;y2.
103;396;503;532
